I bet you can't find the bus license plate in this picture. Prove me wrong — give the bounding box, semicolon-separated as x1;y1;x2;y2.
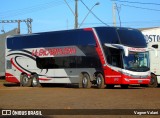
138;80;142;83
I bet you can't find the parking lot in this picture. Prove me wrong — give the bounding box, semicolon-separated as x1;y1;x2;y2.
0;79;160;118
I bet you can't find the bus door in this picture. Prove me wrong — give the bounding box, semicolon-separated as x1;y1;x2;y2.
105;47;122;84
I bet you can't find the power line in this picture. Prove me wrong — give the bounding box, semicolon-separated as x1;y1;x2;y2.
0;0;73;18
121;4;160;12
80;0;109;26
83;20;160;24
111;0;160;6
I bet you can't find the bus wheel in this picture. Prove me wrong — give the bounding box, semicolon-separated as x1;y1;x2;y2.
79;73;91;88
96;73;105;89
31;74;41;87
20;74;31;87
148;74;157;88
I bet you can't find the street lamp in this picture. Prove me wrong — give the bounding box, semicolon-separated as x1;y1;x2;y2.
79;2;100;28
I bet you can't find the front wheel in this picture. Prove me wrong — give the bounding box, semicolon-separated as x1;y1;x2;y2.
148;74;157;88
31;74;41;87
79;73;91;88
96;73;105;89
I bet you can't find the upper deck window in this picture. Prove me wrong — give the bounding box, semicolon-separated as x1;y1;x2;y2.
7;29;96;50
96;27;147;48
117;28;147;48
95;27;120;44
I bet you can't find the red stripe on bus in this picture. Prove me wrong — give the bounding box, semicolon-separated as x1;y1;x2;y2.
10;58;30;76
5;72;19;83
39;78;51;81
83;28;92;31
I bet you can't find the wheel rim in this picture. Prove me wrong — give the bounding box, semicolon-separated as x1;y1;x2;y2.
82;77;87;87
32;76;38;86
23;76;29;84
97;76;101;85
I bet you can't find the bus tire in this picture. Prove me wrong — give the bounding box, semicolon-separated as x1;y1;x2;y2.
148;74;157;88
79;73;91;88
20;74;31;87
31;74;41;87
96;73;105;89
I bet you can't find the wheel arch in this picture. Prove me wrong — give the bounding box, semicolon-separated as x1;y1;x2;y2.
80;71;92;81
94;71;104;77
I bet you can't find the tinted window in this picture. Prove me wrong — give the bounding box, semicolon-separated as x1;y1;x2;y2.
117;29;147;48
36;56;101;69
76;56;101;68
36;57;76;69
95;27;120;44
7;29;96;50
104;47;122;68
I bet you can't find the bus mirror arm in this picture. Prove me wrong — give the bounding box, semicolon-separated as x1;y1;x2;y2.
104;43;129;57
123;48;129;57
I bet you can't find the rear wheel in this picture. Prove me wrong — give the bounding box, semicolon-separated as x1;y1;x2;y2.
79;73;91;88
148;74;157;88
20;74;31;87
96;73;105;89
31;74;41;87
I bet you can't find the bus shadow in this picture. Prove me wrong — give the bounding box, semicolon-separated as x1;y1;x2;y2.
1;80;159;89
3;83;20;87
91;85;146;89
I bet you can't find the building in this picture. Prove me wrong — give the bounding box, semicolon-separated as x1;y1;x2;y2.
139;27;160;43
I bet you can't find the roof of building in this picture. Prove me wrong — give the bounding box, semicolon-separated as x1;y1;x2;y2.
139;27;160;31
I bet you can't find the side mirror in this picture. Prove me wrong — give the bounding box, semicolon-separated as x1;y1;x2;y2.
152;44;158;49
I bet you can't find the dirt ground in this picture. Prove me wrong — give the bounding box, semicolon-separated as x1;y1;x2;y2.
0;79;160;118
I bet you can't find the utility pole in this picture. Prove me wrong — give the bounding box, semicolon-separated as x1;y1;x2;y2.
74;0;78;29
0;18;33;34
17;20;21;34
112;2;116;27
64;0;78;29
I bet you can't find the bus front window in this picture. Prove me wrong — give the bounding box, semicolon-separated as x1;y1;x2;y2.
123;51;149;72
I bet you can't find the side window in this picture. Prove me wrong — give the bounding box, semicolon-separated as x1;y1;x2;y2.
96;28;120;44
36;57;76;69
36;56;101;69
105;47;122;68
76;56;101;68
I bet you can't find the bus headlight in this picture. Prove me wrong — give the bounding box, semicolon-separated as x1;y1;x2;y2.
124;78;130;82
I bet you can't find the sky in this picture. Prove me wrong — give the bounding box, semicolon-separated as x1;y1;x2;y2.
0;0;160;34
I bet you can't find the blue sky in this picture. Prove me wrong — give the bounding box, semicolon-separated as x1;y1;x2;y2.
0;0;160;34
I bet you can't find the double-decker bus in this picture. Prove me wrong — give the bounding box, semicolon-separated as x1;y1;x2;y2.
5;27;150;88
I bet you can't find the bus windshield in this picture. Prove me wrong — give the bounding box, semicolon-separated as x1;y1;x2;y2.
123;51;149;72
117;28;147;48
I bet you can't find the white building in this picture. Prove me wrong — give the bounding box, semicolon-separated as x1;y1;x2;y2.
140;27;160;87
140;27;160;43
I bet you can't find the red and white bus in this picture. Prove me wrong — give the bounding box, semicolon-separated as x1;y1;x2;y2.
5;27;150;88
